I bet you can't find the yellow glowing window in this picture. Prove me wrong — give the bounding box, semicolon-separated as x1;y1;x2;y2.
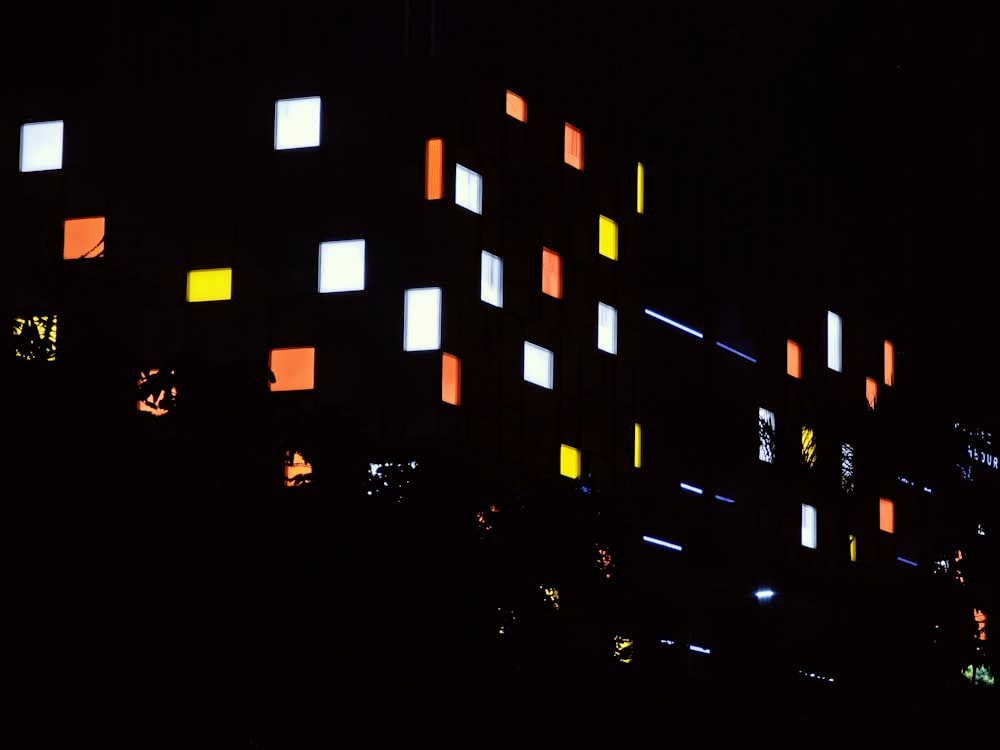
879;498;894;534
787;339;802;379
636;162;645;214
505;90;527;122
442;352;461;405
849;534;857;562
598;215;618;261
884;340;895;386
13;315;57;361
425;137;443;200
866;377;878;410
613;635;634;664
64;217;105;259
186;268;232;302
564;123;583;170
560;443;581;479
634;423;642;469
285;451;313;487
801;426;817;468
269;347;315;391
542;248;562;299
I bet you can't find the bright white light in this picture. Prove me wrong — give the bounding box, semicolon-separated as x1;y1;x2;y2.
660;639;676;645
689;645;711;654
680;482;703;495
20;120;64;172
827;311;842;372
403;287;442;351
643;535;682;552
801;504;817;549
480;251;503;307
319;239;365;292
455;164;483;214
523;342;554;389
714;494;736;504
754;589;776;600
598;302;618;354
715;341;756;363
274;96;321;150
644;308;703;338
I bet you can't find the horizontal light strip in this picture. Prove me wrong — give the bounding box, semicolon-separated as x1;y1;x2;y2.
680;482;703;495
660;639;676;645
754;589;776;600
689;645;711;654
897;556;918;567
715;341;757;363
643;535;683;552
714;494;736;504
644;308;704;339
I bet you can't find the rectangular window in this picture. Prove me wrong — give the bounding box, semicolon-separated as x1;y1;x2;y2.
404;288;442;351
801;504;818;549
866;377;878;410
455;164;483;214
841;443;855;493
849;534;857;562
564;123;583;170
425;138;443;200
599;215;618;261
884;340;895;386
13;315;57;361
524;341;554;389
801;426;817;468
442;353;461;405
187;268;232;302
560;443;581;478
63;217;105;259
480;251;503;308
827;311;842;372
636;162;645;214
597;302;618;354
285;451;313;487
319;239;365;292
274;96;321;150
269;347;315;391
879;498;894;534
787;339;802;378
634;423;642;469
758;407;776;463
542;248;562;299
20;120;64;172
505;90;527;122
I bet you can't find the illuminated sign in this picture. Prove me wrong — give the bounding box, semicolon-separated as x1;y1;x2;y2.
956;423;998;481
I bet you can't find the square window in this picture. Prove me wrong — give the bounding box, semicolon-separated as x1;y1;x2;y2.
564;123;583;170
560;444;581;479
442;353;461;405
274;96;321;150
455;164;482;214
787;339;801;378
186;268;232;302
319;239;365;293
524;341;554;389
827;311;842;372
884;340;895;386
20;120;64;172
13;315;57;361
598;302;617;354
269;347;315;391
425;138;443;200
542;248;562;299
879;498;894;534
404;287;442;351
64;217;105;259
599;215;618;260
801;504;818;549
505;90;527;122
480;251;503;308
758;407;776;463
866;377;878;410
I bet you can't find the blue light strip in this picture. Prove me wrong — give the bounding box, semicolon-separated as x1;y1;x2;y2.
897;556;918;567
715;341;757;363
680;482;703;495
644;308;704;339
714;494;736;504
643;535;683;552
689;645;711;654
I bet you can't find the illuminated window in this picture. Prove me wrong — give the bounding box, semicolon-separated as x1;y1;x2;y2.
758;407;776;463
541;586;560;610
425;137;443;200
801;504;817;549
455;164;482;214
634;423;642;469
63;217;105;259
269;347;315;391
542;248;562;299
866;377;878;410
137;368;177;416
20;120;64;172
480;251;503;308
274;96;321;150
597;302;617;354
879;498;894;534
636;162;645;214
560;444;581;479
849;534;857;562
801;426;817;468
564;123;583;170
442;352;461;405
884;340;895;386
13;315;57;361
319;239;365;293
841;443;855;492
285;451;313;487
524;342;554;389
827;311;842;372
599;215;618;261
404;287;442;352
186;268;232;302
787;339;802;378
505;90;526;122
613;635;634;664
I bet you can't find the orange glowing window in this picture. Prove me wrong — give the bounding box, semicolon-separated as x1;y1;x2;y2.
137;369;176;416
285;451;313;487
564;123;583;170
879;497;894;534
884;340;895;386
269;347;315;391
974;608;987;640
542;248;562;299
442;352;461;405
505;90;526;122
787;339;802;379
425;137;443;200
63;217;105;259
866;377;878;410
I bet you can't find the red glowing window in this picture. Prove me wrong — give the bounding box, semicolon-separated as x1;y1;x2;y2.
564;123;583;170
425;138;443;200
269;347;315;391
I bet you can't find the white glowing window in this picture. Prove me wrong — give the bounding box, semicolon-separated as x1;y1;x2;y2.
801;504;817;549
274;96;321;150
598;302;618;354
524;342;554;389
455;164;483;214
480;251;503;308
758;407;776;463
20;121;64;172
403;287;442;351
319;239;365;292
827;311;842;372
